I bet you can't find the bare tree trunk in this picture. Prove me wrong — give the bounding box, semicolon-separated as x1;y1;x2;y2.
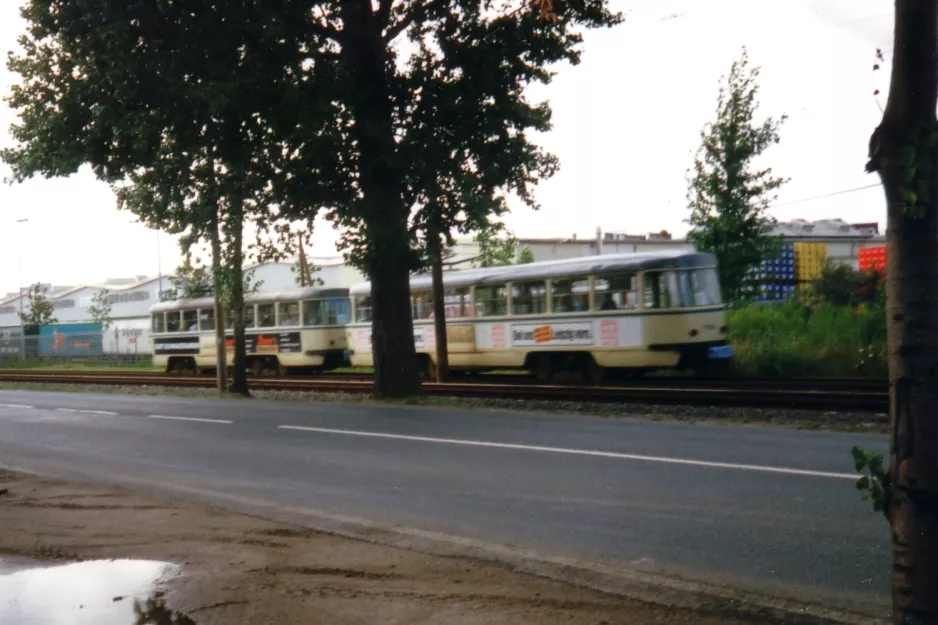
429;216;449;383
209;218;228;392
867;2;938;622
340;0;422;398
229;198;250;397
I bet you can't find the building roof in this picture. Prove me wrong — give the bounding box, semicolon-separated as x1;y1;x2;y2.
350;250;717;295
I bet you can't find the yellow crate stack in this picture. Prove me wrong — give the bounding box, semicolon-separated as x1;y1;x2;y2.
794;242;827;298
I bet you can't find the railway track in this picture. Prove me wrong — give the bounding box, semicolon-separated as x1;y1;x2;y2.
0;369;888;411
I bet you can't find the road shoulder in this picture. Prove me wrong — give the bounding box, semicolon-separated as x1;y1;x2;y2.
0;469;861;625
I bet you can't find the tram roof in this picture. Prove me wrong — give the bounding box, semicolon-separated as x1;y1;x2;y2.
350;250;717;295
149;286;349;314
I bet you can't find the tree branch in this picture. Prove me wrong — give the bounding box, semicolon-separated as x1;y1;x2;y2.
385;0;444;42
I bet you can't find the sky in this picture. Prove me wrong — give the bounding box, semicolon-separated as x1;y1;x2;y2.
0;0;894;295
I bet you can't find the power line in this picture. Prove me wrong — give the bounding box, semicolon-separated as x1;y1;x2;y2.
770;183;882;208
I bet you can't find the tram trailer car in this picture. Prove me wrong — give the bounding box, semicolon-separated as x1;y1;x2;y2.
149;287;351;375
347;251;733;381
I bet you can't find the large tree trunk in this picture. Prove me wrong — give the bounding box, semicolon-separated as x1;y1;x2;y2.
229;198;250;397
429;218;449;383
209;218;228;392
340;0;422;398
868;2;938;622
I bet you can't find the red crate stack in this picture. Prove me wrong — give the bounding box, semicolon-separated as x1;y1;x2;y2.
858;246;886;273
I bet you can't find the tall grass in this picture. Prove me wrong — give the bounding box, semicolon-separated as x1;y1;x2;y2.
727;301;887;378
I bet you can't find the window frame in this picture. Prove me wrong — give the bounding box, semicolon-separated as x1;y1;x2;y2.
354;295;373;324
592;272;640;312
549;277;591;314
257;302;277;328
151;313;165;334
166;311;182;333
278;301;300;327
199;308;215;332
473;284;508;318
509;280;548;316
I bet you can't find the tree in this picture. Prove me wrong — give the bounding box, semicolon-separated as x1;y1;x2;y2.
2;0;313;396
17;284;56;326
474;222;520;268
518;247;536;264
164;261;212;302
87;289;113;330
686;48;788;301
269;0;621;397
859;2;938;621
292;241;325;287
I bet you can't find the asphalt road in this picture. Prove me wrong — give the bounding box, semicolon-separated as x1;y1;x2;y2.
0;390;889;617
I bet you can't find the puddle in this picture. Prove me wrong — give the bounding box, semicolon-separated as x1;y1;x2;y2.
0;559;193;624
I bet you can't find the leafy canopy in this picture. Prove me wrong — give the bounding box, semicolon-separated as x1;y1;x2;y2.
686;47;788;301
18;284;57;326
87;289;113;330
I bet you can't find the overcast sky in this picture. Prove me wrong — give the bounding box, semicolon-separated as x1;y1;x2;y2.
0;0;893;295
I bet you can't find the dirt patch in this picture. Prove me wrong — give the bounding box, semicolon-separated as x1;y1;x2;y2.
0;471;848;625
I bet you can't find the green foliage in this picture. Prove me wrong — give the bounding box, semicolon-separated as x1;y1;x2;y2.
17;284;57;326
851;446;890;516
291;258;324;287
727;301;887;377
686;47;788;301
164;261;212;302
474;222;519;267
809;263;884;308
87;289;113;330
518;247;536;264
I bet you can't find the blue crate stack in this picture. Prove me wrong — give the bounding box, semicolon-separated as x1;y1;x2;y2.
746;242;795;303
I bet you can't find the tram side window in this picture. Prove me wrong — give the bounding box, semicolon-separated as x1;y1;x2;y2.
166;311;181;333
443;288;471;318
152;314;165;334
511;281;547;315
475;285;508;317
244;305;256;328
551;278;589;313
225;309;235;330
325;299;350;324
279;302;300;327
593;274;637;311
644;272;681;309
182;310;199;332
690;269;723;305
355;296;372;323
303;300;325;326
258;303;276;328
412;291;433;319
199;308;215;331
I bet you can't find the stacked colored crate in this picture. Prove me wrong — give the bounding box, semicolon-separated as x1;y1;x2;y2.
794;242;828;297
858;245;887;273
745;242;796;302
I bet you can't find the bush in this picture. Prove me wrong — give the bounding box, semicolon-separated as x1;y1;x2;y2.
727;300;886;378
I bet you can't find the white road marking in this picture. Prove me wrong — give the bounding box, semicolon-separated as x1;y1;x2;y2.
0;403;33;409
278;425;858;480
149;415;232;425
55;408;80;413
79;410;118;416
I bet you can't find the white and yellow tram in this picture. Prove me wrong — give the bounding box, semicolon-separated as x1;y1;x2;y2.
347;251;733;381
149;288;351;375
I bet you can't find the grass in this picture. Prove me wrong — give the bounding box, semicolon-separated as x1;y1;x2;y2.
727;301;887;378
0;358;162;372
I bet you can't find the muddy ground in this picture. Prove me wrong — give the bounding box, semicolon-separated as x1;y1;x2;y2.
0;469;856;625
